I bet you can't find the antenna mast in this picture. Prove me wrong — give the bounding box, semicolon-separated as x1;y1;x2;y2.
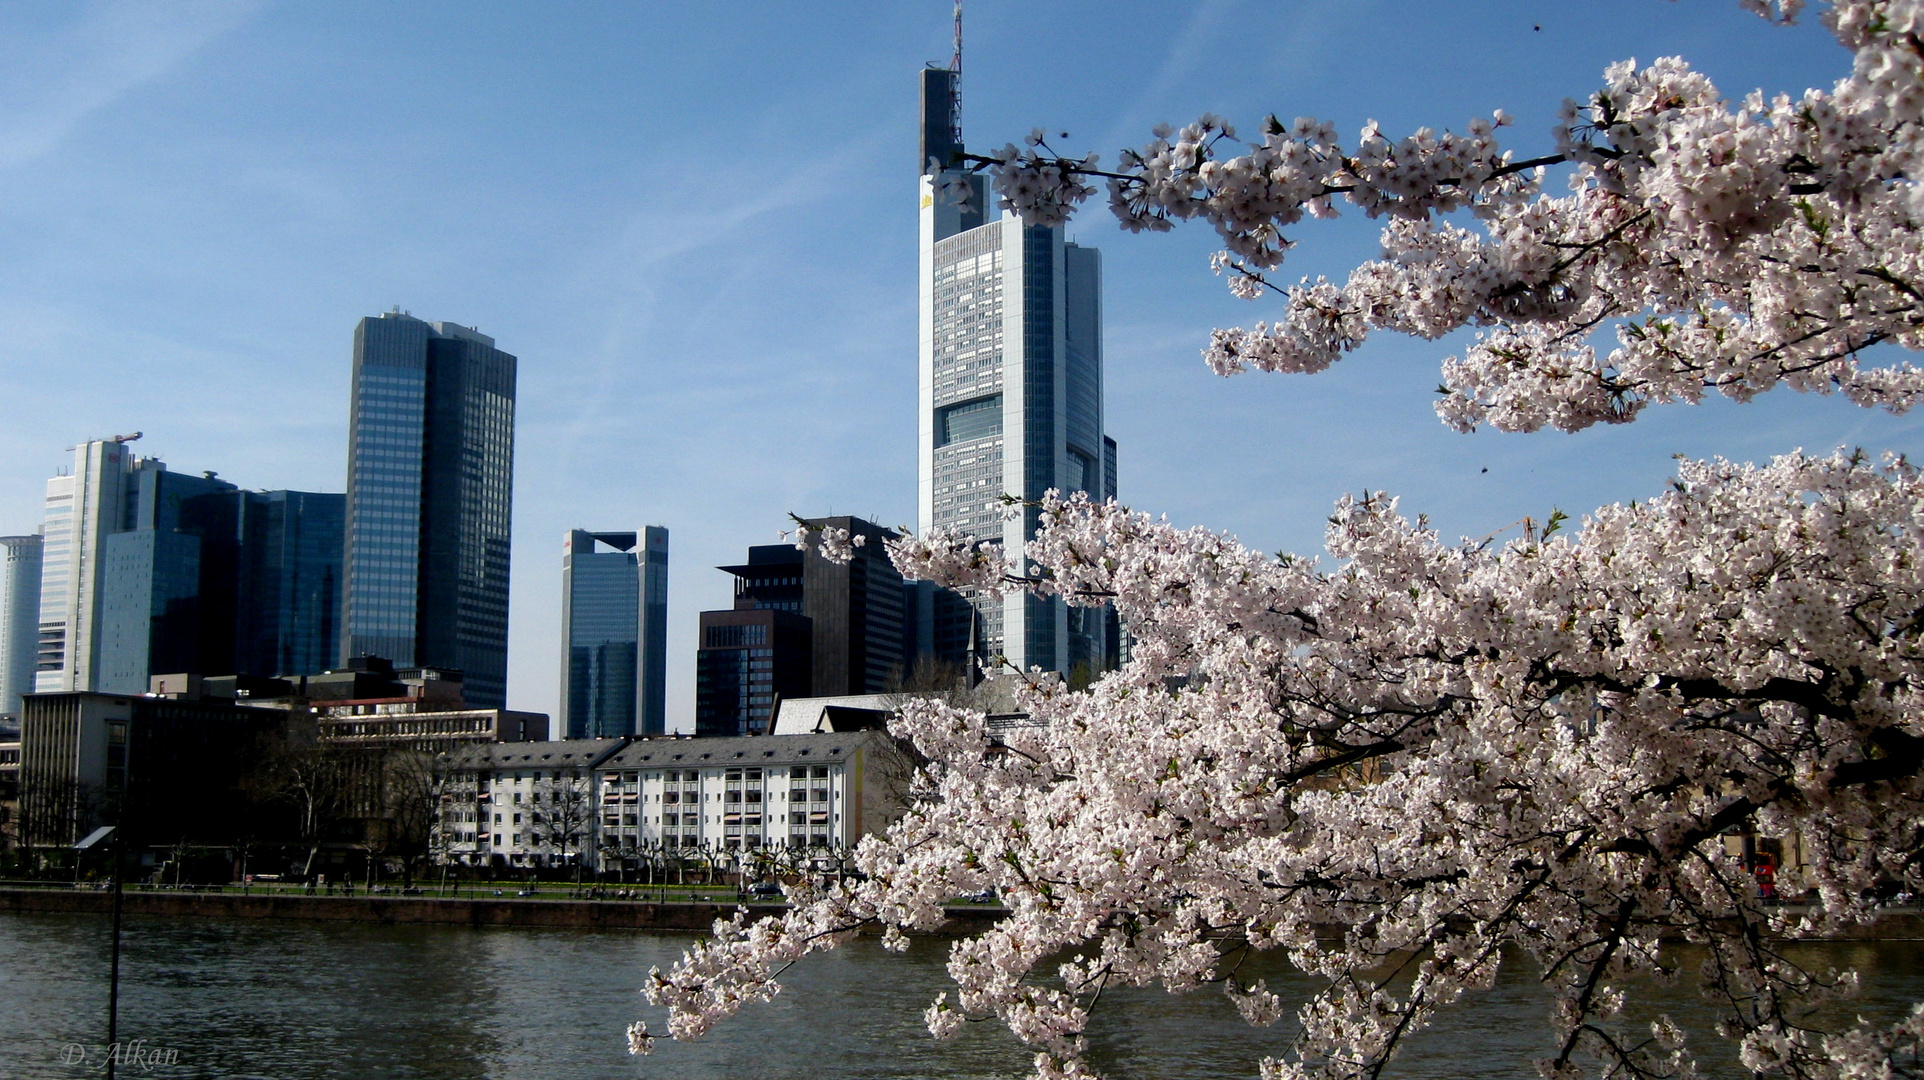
948;0;964;148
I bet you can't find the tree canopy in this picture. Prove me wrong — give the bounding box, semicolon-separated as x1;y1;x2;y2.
639;4;1924;1078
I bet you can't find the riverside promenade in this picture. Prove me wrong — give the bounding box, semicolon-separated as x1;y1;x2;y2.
0;884;1008;932
2;884;1920;939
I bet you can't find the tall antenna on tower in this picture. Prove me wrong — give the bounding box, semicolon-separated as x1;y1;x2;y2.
947;1;964;149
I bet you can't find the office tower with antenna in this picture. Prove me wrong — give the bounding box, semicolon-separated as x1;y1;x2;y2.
916;16;1118;677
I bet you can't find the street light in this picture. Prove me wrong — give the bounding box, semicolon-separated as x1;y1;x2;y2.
74;825;122;1080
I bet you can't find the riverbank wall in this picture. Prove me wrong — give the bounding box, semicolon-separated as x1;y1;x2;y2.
0;886;1006;933
3;887;1920;939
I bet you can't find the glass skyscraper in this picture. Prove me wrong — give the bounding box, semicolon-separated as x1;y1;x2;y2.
342;311;516;708
917;68;1118;675
561;527;668;738
236;490;345;680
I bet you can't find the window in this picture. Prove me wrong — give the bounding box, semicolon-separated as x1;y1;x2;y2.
936;394;1002;447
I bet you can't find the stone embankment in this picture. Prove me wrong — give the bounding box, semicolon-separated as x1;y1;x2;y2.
3;886;1920;939
0;885;1006;933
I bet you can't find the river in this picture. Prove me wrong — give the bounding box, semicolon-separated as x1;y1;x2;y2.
1;911;1919;1079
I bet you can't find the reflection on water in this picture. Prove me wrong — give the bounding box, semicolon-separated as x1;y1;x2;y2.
0;911;1919;1079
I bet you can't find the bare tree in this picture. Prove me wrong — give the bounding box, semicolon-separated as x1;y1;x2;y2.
531;770;595;883
252;712;353;882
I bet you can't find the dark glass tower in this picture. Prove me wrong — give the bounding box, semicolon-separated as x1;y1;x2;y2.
96;464;237;694
342;312;516;708
237;490;344;679
561;527;668;738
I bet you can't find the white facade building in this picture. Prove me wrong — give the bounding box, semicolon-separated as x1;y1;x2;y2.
917;67;1117;675
440;740;619;870
438;731;906;872
35;436;146;694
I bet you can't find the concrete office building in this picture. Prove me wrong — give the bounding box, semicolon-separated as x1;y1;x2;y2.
35;435;144;695
341;311;517;708
917;66;1119;676
0;535;42;718
15;690;286;850
560;528;668;739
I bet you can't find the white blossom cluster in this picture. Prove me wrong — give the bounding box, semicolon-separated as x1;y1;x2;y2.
958;0;1924;434
648;457;1924;1079
783;520;868;563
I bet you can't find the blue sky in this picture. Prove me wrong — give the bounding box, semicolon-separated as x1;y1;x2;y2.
1;1;1915;725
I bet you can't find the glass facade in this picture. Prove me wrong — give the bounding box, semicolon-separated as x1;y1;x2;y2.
237;490;344;678
343;313;516;708
560;528;667;738
694;608;811;736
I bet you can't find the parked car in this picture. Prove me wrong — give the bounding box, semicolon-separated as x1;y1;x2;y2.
746;880;784;898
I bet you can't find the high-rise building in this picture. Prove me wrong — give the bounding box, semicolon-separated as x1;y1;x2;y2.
792;516;905;696
694;517;908;736
695;605;812;737
341;311;517;709
36;434;146;695
32;434;346;696
98;483;343;693
918;68;1118;675
0;534;43;717
236;490;345;680
560;527;668;739
96;463;238;694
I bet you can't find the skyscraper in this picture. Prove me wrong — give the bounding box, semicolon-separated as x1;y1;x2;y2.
31;434;346;696
341;311;517;708
95;462;237;693
917;68;1118;675
793;516;906;696
560;527;668;738
694;517;909;737
0;534;42;717
36;434;145;694
236;490;345;680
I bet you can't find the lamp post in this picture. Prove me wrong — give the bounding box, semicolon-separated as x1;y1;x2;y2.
74;825;121;1080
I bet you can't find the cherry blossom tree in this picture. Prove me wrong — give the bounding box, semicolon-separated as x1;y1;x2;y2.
635;4;1924;1078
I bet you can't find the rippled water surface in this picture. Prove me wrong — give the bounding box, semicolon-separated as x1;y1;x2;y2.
1;911;1919;1079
